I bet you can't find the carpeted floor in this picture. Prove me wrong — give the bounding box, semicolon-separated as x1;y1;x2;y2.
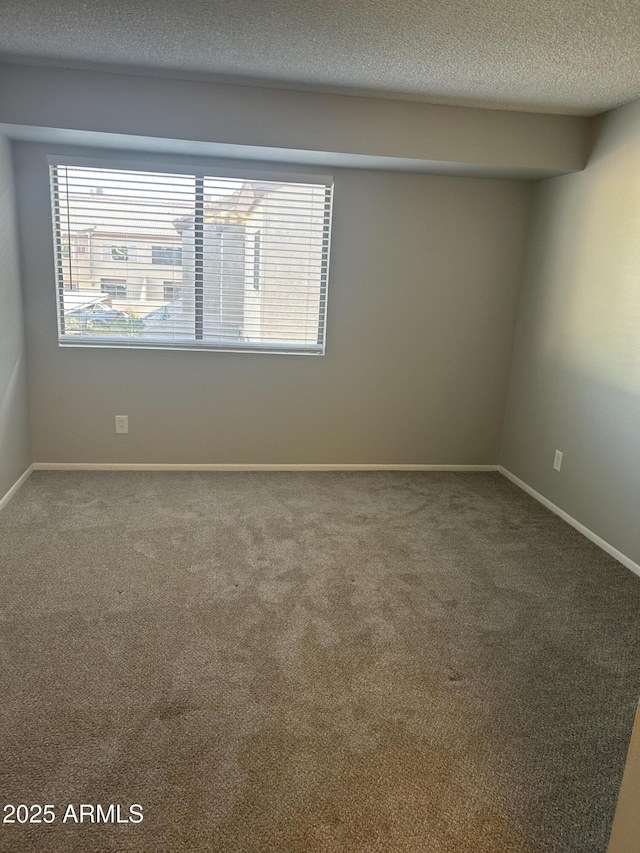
0;471;638;852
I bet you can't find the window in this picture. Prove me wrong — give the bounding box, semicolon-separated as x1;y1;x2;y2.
101;279;128;299
50;162;333;354
163;282;179;302
152;245;183;266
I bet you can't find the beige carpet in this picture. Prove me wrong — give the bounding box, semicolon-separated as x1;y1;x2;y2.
0;471;638;852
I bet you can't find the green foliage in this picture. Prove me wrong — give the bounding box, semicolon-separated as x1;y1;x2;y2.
103;313;144;336
65;311;144;337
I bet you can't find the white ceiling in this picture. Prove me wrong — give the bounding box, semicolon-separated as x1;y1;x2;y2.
0;0;638;116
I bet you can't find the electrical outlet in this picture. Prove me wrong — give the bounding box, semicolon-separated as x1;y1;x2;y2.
115;415;129;434
553;449;563;472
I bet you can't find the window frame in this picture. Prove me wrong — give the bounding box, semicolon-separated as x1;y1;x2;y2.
49;155;334;356
163;282;180;302
152;245;183;266
100;278;128;299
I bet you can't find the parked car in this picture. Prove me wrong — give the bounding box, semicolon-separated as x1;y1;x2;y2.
67;302;129;327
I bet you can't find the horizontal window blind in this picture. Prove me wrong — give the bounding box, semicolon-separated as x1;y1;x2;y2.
50;163;333;354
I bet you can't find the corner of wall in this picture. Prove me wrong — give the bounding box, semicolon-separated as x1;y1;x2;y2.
0;134;32;505
497;100;640;572
497;178;540;468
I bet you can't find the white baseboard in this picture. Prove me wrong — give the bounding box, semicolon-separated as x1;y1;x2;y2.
0;465;34;512
498;466;640;579
33;462;498;472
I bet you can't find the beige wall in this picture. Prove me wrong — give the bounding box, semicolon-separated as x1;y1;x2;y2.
501;98;640;567
15;142;532;465
0;136;30;498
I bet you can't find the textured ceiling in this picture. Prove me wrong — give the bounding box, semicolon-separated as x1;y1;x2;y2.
0;0;639;115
